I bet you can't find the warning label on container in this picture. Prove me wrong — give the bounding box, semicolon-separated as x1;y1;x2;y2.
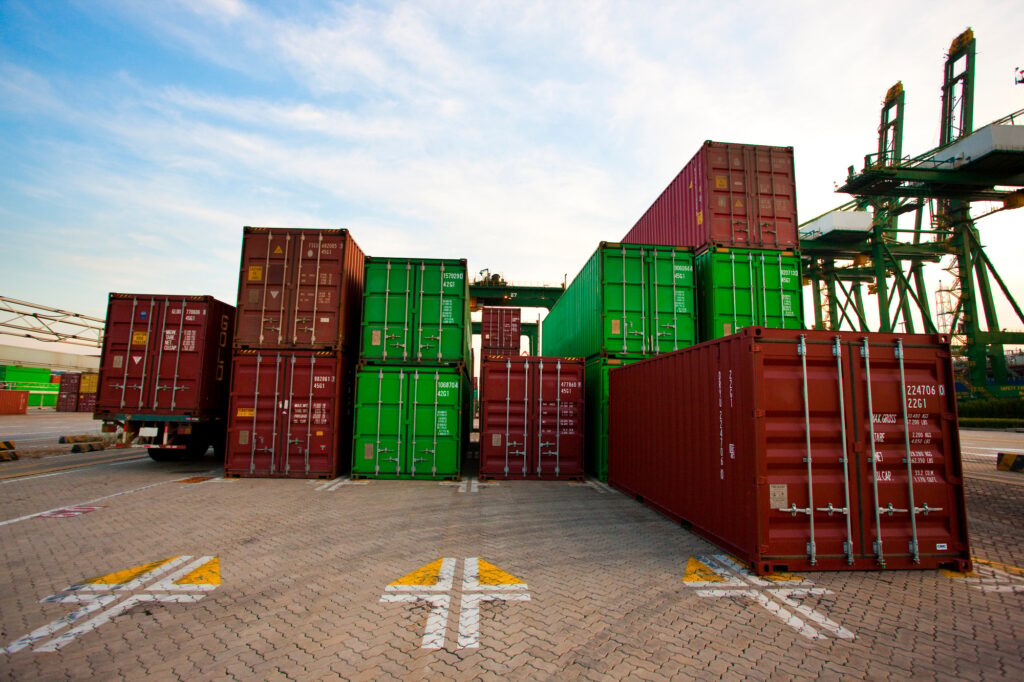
769;484;788;510
372;329;382;347
714;176;728;189
611;319;621;336
491;434;501;446
131;331;148;347
236;408;255;418
247;265;263;282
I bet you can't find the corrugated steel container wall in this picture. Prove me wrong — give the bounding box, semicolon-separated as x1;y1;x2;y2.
360;257;470;365
351;364;467;479
77;393;97;413
608;327;971;574
481;307;522;356
226;350;349;478
584;356;641;481
78;373;99;394
697;248;804;341
622;141;799;251
57;373;81;412
479;357;584;479
95;294;235;418
0;390;29;415
57;392;79;412
234;227;366;351
541;243;696;359
60;372;82;392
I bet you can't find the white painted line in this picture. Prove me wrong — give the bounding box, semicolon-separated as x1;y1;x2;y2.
0;479;175;528
1;595;118;654
316;477;344;491
457;592;531;648
379;594;450;649
470;479;479;493
770;589;855;639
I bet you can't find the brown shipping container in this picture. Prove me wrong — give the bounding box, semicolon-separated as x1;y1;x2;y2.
481;307;522;356
77;393;97;413
95;294;235;418
608;327;970;574
622;141;798;251
0;390;29;415
226;349;349;478
57;392;79;413
234;227;365;351
479;357;584;479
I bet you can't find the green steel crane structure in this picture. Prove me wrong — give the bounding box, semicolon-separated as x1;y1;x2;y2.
801;29;1024;398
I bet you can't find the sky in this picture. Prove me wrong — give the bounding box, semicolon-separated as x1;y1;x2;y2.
1;0;1023;354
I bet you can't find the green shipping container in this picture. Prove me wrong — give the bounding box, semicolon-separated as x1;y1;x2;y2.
697;247;804;341
360;257;470;365
542;242;696;359
352;365;468;479
0;366;52;384
585;356;641;481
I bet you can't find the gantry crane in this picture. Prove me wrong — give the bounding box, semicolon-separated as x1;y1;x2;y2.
800;29;1024;398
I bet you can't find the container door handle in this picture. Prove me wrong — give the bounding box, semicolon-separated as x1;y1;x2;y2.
861;338;886;567
797;335;817;566
833;336;855;565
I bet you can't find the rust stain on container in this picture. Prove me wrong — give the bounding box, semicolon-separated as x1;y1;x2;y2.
608;327;970;574
622;141;799;251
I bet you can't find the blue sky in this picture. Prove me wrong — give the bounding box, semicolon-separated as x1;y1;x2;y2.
2;1;1023;344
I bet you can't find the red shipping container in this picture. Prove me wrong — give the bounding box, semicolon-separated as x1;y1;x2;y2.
481;307;522;356
95;294;235;418
77;393;97;413
622;141;798;251
226;349;349;478
479;357;584;479
234;227;365;351
0;390;29;415
608;327;970;574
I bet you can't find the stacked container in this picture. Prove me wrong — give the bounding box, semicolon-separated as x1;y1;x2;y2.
0;366;58;408
57;373;81;412
621;140;804;343
478;356;584;480
542;241;697;480
608;327;971;575
78;372;99;413
351;257;471;479
480;307;522;357
225;227;365;478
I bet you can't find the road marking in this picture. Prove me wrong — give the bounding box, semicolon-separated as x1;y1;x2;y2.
682;554;854;641
177;476;213;484
439;478;495;494
0;479;174;528
942;557;1024;592
39;505;106;519
380;557;530;650
577;479;613;494
3;555;220;653
0;453;149;482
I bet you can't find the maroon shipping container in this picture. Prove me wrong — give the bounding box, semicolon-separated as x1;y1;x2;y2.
57;391;79;413
479;357;584;479
57;373;81;412
622;141;798;251
96;294;235;418
481;307;522;356
234;227;365;351
0;390;29;415
226;349;349;478
77;393;97;413
608;327;970;575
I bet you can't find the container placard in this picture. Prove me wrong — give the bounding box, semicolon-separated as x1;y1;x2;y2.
131;332;148;347
769;484;788;510
248;265;263;281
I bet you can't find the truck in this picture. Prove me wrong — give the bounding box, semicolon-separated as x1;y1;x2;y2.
95;293;235;461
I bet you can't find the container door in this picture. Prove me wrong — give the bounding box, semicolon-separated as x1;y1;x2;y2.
757;335;860;571
414;261;467;363
289;231;343;347
753;251;802;331
702;250;759;340
480;359;530;477
236;230;291;348
533;359;584;477
277;353;339;477
406;369;462;478
361;260;415;363
150;298;209;413
851;336;969;570
98;296;164;413
226;352;286;475
352;367;406;476
646;248;696;354
601;245;650;356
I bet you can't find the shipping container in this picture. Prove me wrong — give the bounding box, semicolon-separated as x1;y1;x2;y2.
584;356;641;481
622;141;799;251
95;294;235;459
697;247;804;340
481;307;522;356
60;372;82;392
57;373;81;412
479;357;584;479
608;327;971;574
360;257;470;365
226;349;349;478
0;390;29;415
352;364;468;479
57;391;79;413
27;388;58;408
0;366;52;383
79;372;99;394
77;393;97;413
234;227;366;351
541;243;696;360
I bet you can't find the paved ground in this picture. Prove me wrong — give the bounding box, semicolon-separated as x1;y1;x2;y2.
0;427;1021;680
